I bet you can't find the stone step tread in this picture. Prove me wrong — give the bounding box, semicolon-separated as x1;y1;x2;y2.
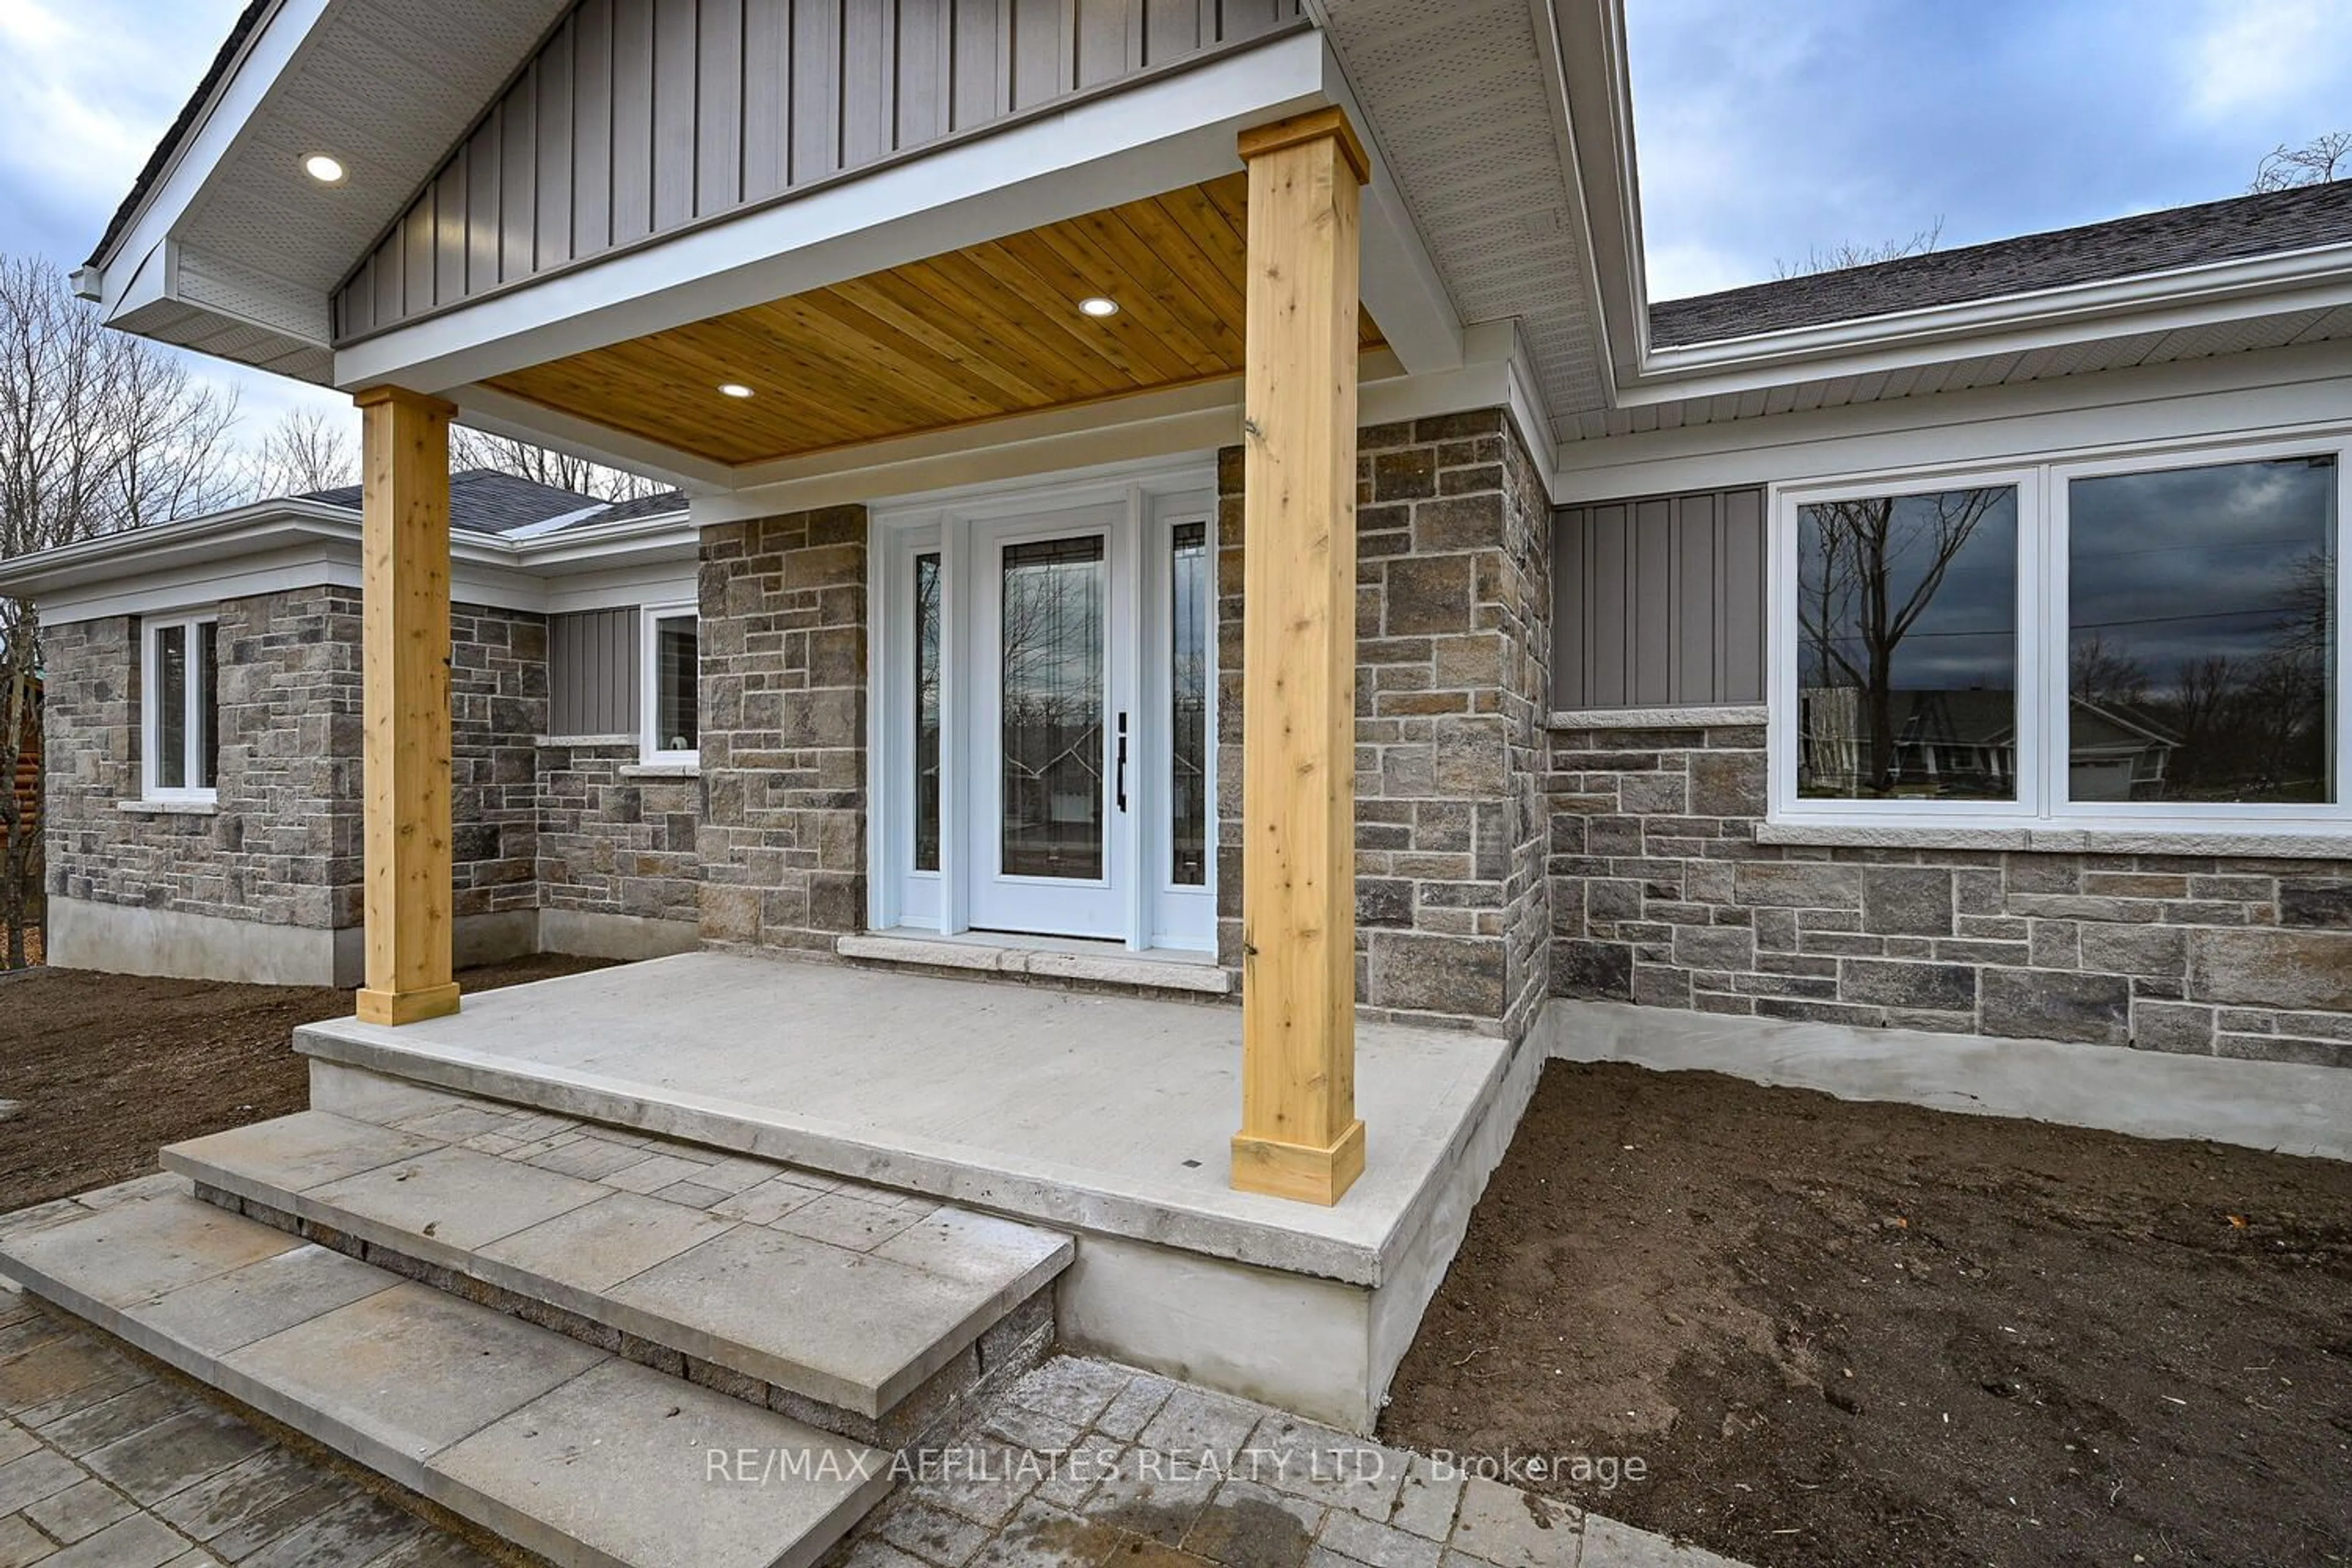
0;1178;891;1568
164;1109;1072;1419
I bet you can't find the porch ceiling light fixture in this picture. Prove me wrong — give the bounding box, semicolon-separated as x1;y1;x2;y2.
303;154;347;184
717;382;755;398
1077;296;1120;318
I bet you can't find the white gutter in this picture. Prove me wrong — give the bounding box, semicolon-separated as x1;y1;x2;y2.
0;501;695;601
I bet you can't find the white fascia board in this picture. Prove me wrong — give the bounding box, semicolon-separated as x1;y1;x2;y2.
1541;0;1642;399
542;560;701;615
81;0;330;310
0;497;701;623
1550;336;2352;502
0;502;354;598
334;30;1337;394
1623;248;2352;407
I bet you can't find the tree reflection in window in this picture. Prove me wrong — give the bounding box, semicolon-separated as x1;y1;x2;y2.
1796;486;2018;800
1001;536;1104;879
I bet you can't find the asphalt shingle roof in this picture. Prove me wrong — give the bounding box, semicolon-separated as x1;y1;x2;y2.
1649;179;2352;349
298;469;686;538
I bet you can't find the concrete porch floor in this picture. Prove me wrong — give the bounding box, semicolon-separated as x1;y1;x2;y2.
291;952;1536;1431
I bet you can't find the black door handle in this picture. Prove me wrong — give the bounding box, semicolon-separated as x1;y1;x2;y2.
1115;712;1129;813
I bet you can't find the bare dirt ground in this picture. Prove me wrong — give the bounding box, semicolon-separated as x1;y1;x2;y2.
1382;1061;2352;1568
0;956;609;1212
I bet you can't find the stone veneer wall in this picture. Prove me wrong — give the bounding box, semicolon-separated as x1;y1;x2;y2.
1547;719;2352;1068
448;603;548;923
44;592;363;930
696;505;868;953
46;592;573;947
1218;408;1552;1038
537;741;702;924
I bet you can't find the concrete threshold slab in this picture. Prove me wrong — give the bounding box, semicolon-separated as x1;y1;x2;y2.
290;952;1511;1288
0;1179;891;1568
166;1109;1073;1422
837;932;1233;995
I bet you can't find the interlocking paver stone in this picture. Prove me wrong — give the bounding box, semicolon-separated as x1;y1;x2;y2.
1446;1478;1580;1568
82;1408;270;1507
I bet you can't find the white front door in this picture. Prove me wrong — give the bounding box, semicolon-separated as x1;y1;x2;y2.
968;506;1128;937
873;466;1217;952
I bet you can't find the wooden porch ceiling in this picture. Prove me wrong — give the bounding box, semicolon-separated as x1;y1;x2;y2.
483;173;1384;467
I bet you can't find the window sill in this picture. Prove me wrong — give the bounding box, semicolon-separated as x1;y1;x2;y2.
619;762;699;779
118;798;219;816
1758;820;2352;859
1550;704;1768;731
535;734;637;748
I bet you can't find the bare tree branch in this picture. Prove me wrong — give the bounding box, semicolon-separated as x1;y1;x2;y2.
0;254;244;966
2252;131;2352;193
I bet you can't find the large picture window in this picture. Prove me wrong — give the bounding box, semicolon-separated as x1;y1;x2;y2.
143;614;219;802
1774;442;2347;831
1796;486;2019;801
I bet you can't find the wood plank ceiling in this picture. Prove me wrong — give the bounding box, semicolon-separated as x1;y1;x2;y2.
484;173;1385;466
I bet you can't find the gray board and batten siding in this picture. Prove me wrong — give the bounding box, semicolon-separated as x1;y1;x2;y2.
1551;488;1766;710
333;0;1308;341
549;606;642;735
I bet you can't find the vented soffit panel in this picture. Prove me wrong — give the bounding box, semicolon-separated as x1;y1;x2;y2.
99;0;573;382
1313;0;1613;439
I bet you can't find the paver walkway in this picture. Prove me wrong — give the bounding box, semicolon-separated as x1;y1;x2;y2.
2;1281;1747;1568
0;1282;493;1566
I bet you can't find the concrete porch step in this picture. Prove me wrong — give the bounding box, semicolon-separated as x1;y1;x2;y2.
162;1104;1072;1447
0;1177;892;1568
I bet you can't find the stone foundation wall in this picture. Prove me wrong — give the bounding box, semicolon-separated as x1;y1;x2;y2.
1218;407;1552;1038
1547;720;2352;1068
45;592;569;948
43;592;363;931
537;741;701;924
696;505;867;954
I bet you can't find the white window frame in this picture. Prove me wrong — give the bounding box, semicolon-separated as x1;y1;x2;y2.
639;601;700;766
1768;431;2352;835
140;611;219;804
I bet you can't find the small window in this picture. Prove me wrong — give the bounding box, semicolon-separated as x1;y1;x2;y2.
642;606;699;764
143;614;219;801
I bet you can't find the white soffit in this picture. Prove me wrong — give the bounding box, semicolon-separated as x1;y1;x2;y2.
1312;0;1610;437
91;0;572;382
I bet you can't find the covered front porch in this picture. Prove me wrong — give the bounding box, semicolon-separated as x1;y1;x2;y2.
290;950;1537;1431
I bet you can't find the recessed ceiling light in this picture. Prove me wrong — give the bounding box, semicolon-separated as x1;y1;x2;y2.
1077;296;1120;318
717;383;755;398
303;154;346;184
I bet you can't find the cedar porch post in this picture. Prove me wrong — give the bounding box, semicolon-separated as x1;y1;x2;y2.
1231;108;1370;1206
353;385;461;1026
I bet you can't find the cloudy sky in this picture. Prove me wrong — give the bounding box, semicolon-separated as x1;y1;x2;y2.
0;0;2346;453
1629;0;2352;299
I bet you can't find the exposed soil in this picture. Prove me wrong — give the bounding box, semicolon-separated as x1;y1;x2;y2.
0;956;610;1212
1382;1062;2352;1568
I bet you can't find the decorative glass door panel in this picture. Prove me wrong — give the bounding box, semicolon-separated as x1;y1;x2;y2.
999;537;1107;880
968;512;1129;938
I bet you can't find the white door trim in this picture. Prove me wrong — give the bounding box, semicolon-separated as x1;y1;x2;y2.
869;457;1218;951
